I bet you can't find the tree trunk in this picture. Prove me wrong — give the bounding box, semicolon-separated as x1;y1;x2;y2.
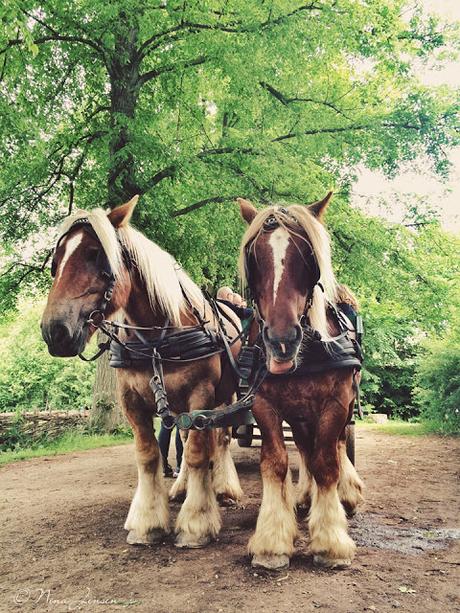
107;24;141;206
91;332;125;432
90;23;141;430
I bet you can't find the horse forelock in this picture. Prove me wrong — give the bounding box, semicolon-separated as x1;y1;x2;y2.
57;209;123;279
57;208;204;326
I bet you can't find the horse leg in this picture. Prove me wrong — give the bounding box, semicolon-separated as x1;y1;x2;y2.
172;425;243;506
293;423;363;513
290;422;313;509
122;389;170;545
249;397;297;571
307;411;356;569
174;427;221;548
169;429;188;501
174;385;221;548
337;427;364;517
213;426;243;505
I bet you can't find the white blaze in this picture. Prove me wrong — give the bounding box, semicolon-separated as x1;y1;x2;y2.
56;232;83;281
269;227;290;305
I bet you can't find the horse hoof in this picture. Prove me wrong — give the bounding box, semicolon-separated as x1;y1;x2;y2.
341;502;357;518
126;529;165;546
313;554;351;570
169;491;186;503
174;532;211;549
251;554;290;571
217;494;236;507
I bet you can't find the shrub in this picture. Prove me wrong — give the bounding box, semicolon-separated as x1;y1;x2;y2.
413;325;460;434
0;300;96;412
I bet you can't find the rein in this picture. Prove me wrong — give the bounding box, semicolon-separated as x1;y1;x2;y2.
52;218;254;429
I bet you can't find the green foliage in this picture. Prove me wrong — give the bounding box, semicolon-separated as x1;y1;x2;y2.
329;198;460;416
0;1;459;421
0;430;132;465
413;323;460;434
0;300;96;412
360;421;435;437
0;1;459;302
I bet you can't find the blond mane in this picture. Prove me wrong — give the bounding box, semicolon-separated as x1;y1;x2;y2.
58;209;204;326
239;204;337;339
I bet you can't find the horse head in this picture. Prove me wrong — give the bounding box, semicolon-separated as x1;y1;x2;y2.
41;197;138;357
238;192;335;374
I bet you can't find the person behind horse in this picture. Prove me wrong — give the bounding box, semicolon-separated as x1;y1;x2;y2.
216;286;253;320
336;283;359;329
158;423;183;478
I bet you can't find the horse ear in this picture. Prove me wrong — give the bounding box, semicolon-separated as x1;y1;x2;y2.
107;195;139;228
308;191;333;219
237;197;257;225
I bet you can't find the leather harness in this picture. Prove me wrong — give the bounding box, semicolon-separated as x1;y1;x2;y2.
243;208;362;378
51;213;362;430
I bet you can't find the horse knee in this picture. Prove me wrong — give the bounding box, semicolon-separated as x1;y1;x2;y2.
310;452;339;489
184;432;210;470
261;450;288;483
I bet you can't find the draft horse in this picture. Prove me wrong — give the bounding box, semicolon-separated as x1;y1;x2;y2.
238;193;364;570
41;196;243;548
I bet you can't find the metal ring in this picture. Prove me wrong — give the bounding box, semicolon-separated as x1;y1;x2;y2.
87;310;104;327
176;413;194;430
161;414;176;430
193;414;211;431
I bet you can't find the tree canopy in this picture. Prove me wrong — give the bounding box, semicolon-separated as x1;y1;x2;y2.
0;1;459;420
1;0;459;291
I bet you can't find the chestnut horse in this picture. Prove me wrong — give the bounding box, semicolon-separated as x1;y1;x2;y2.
237;193;363;570
41;196;243;548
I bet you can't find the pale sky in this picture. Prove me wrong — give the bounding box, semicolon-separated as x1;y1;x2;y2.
352;0;460;233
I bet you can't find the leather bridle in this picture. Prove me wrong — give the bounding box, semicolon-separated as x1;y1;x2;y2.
243;208;322;333
51;219;116;327
51;219;119;360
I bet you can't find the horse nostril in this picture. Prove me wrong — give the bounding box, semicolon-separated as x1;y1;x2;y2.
51;321;72;347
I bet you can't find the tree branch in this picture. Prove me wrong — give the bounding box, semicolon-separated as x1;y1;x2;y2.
1;33;105;56
139;3;324;57
140;164;177;194
140;147;260;195
197;146;258;158
260;81;353;119
171;195;240;217
271;121;421;142
139;55;208;85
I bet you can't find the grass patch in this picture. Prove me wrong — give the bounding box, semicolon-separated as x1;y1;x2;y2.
359;419;457;436
0;430;133;466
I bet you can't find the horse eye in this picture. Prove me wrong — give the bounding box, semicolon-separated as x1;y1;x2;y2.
51;259;57;277
86;247;100;263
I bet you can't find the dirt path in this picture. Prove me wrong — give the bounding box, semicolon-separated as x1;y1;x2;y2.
1;426;459;613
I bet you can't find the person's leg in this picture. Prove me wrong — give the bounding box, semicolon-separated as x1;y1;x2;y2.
158;423;173;476
175;426;183;471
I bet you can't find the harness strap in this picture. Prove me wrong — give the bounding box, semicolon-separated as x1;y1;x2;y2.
175;360;267;430
205;293;250;380
78;339;112;362
353;370;364;419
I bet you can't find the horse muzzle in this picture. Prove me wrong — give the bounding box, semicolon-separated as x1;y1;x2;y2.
262;324;302;375
41;319;88;357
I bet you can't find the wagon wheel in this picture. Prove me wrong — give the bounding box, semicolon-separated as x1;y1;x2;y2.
345;422;355;466
236;424;254;447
